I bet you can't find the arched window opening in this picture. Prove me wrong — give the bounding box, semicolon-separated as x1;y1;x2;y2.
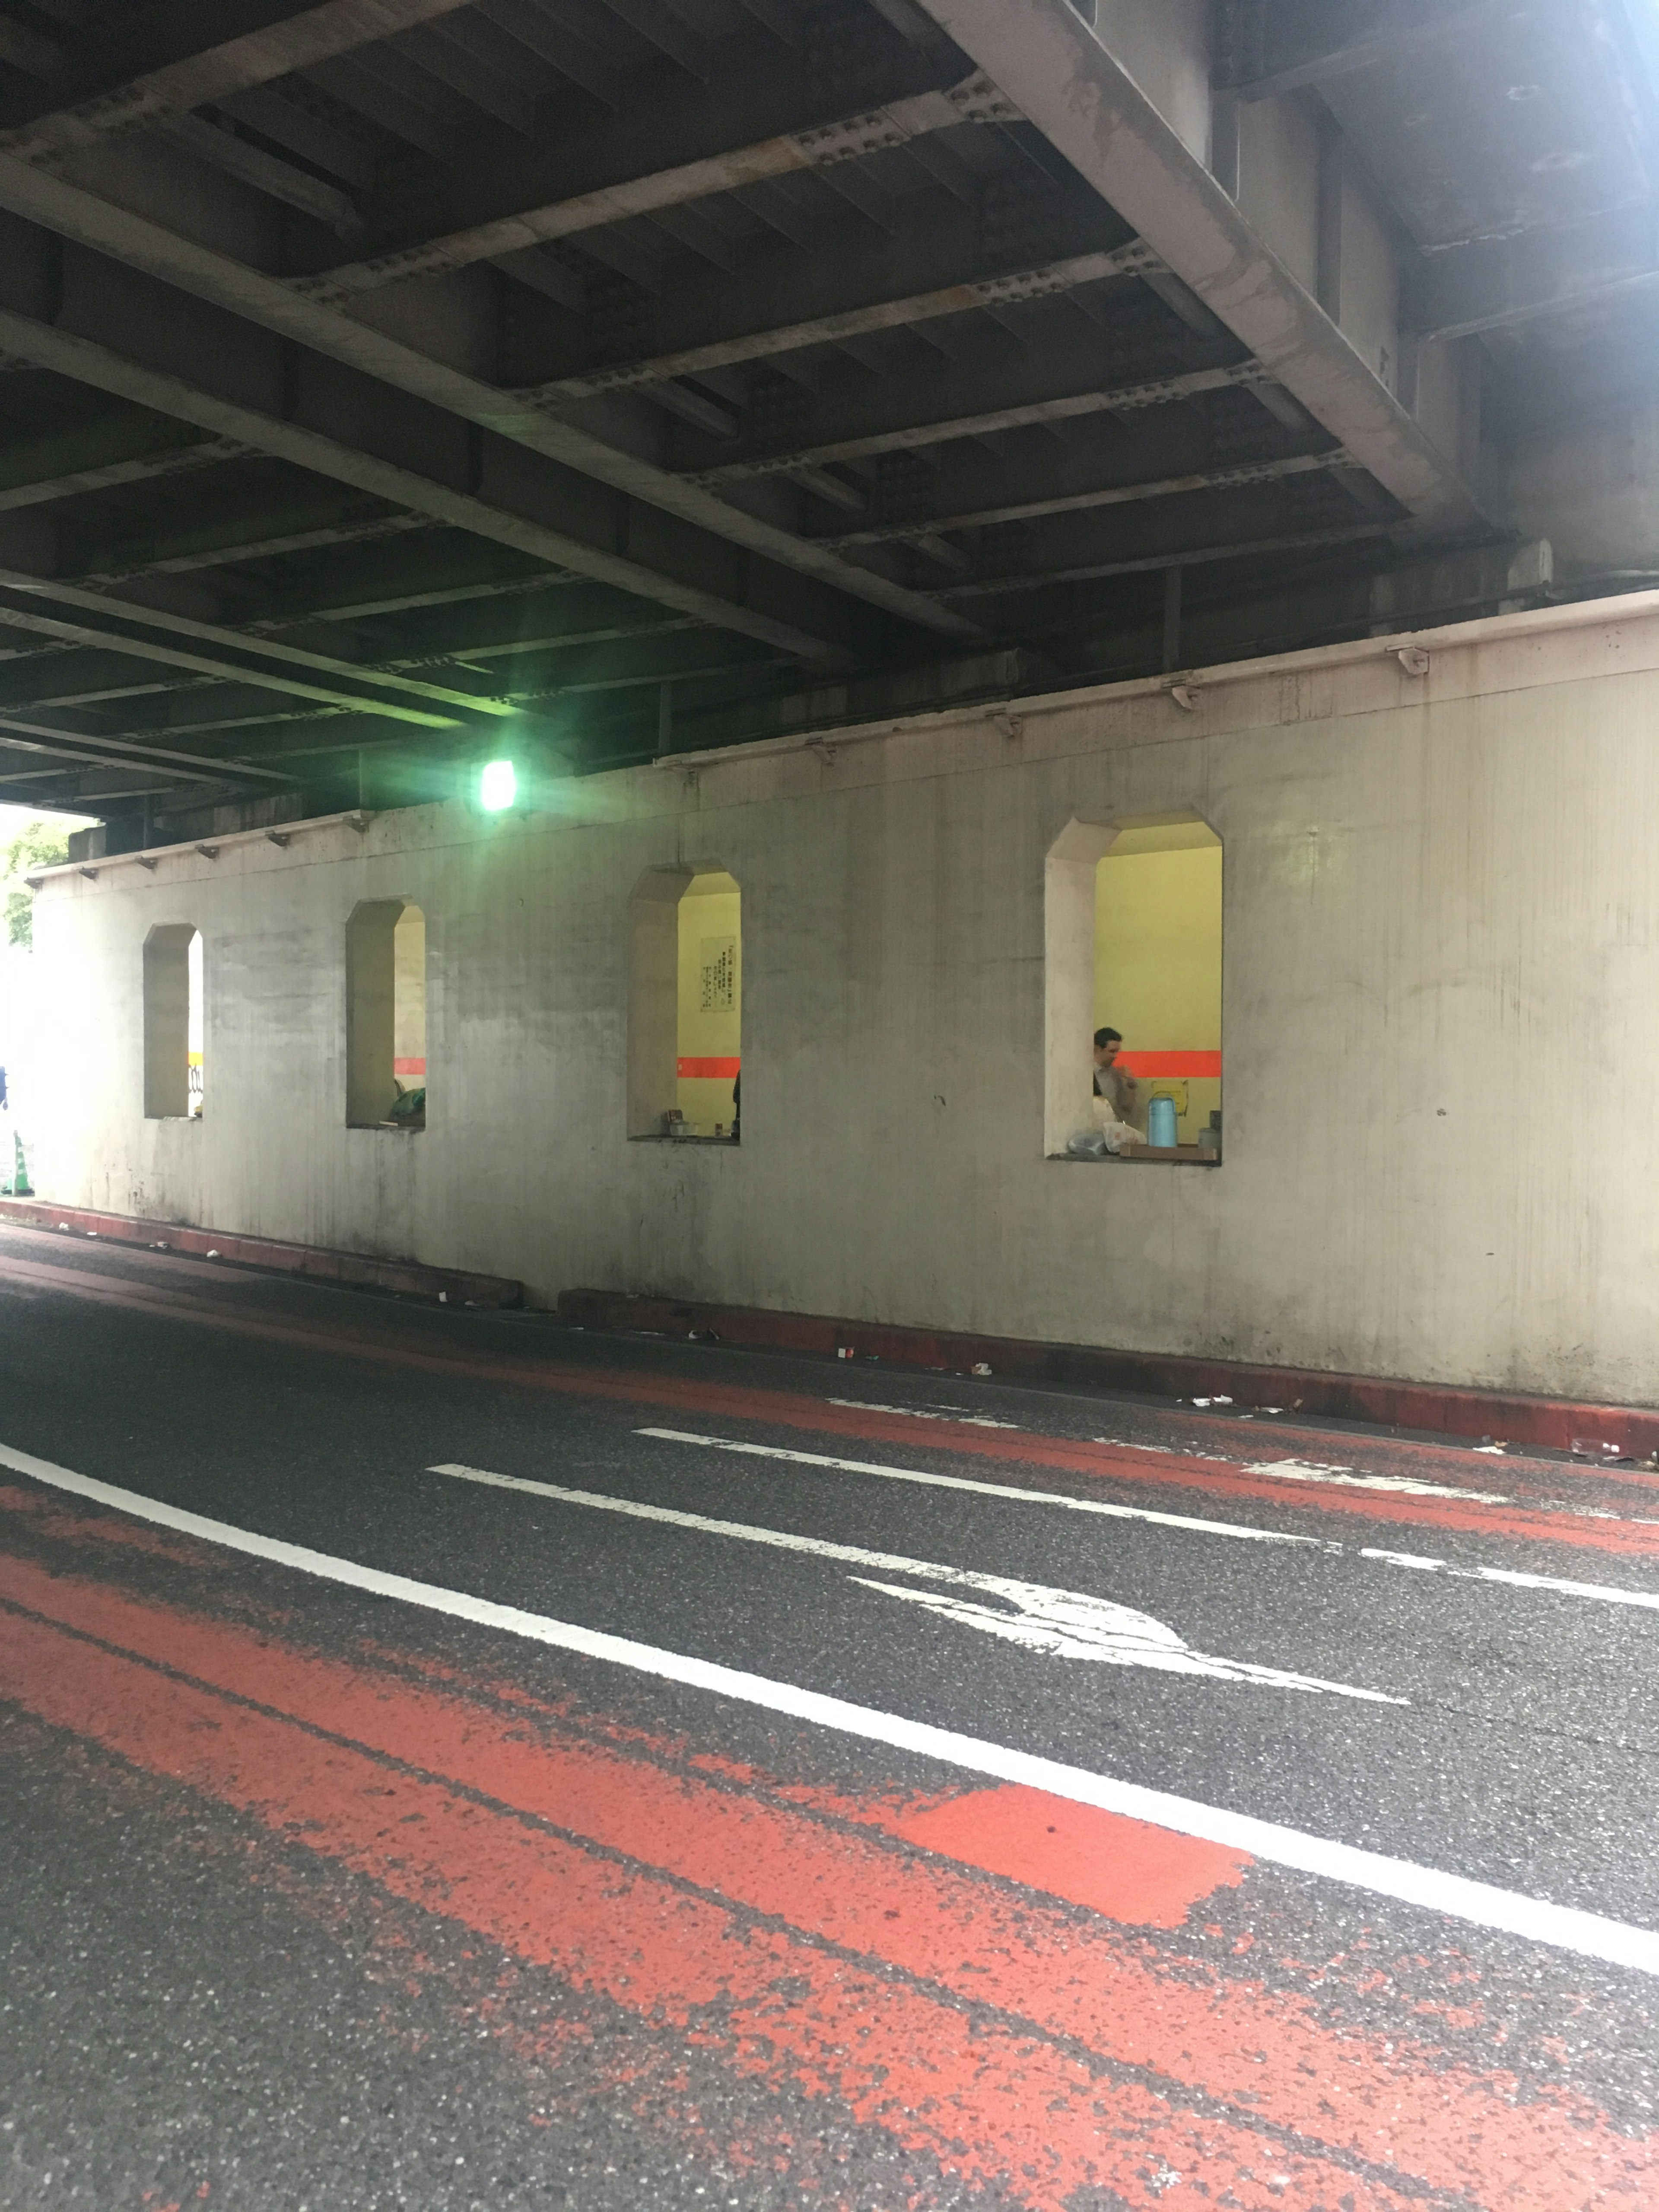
393;903;427;1112
143;923;203;1121
678;869;741;1140
629;865;741;1142
187;927;203;1116
346;899;426;1130
1046;816;1221;1162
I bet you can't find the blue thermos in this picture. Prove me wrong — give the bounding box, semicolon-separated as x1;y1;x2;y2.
1147;1094;1179;1148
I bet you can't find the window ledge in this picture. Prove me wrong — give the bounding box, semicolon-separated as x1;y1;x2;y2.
631;1133;740;1145
1050;1145;1219;1165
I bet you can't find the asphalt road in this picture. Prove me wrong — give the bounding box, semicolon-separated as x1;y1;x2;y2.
3;1219;1657;2210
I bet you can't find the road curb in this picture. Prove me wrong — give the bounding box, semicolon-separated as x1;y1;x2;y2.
0;1198;523;1309
557;1287;1659;1460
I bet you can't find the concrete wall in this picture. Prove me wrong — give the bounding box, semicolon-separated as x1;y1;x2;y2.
31;597;1659;1405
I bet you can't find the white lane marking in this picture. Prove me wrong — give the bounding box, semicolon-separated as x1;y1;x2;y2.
635;1427;1330;1549
1363;1548;1659;1612
1249;1461;1635;1526
1;1439;1653;1979
1189;1454;1639;1525
639;1428;1659;1616
429;1462;1398;1703
1243;1458;1508;1503
1241;1460;1637;1525
827;1397;1020;1430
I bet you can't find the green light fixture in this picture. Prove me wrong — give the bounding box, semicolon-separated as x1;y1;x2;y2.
479;758;517;811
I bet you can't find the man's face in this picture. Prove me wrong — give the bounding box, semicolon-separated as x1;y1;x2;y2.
1094;1039;1119;1068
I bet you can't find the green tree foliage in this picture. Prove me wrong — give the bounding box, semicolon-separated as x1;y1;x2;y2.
2;819;70;949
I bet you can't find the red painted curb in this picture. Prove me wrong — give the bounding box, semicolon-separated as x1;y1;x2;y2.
557;1287;1659;1459
0;1198;522;1309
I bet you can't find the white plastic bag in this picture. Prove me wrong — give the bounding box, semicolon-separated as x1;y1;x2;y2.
1067;1119;1135;1158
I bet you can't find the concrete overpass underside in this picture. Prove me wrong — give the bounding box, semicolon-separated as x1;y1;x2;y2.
0;0;1655;844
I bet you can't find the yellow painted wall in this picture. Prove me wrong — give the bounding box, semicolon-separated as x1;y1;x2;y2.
677;871;741;1134
1095;839;1221;1142
394;903;426;1074
186;926;203;1113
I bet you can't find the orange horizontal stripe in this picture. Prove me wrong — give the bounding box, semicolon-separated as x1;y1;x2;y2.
678;1056;740;1079
1116;1051;1220;1077
393;1058;426;1076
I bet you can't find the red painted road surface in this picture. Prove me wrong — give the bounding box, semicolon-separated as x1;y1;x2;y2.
7;1518;1656;2211
5;1227;1659;2209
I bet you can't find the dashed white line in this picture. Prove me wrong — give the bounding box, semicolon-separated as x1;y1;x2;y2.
635;1426;1329;1548
637;1427;1659;1615
827;1397;1020;1430
1363;1549;1659;1612
1091;1440;1640;1518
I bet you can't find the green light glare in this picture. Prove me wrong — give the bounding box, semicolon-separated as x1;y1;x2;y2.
479;758;517;811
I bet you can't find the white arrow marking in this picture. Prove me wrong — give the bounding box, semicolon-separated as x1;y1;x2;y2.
847;1573;1404;1698
416;1461;1398;1703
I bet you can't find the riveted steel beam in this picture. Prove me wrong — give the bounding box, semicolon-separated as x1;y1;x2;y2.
689;361;1271;486
0;708;289;783
0;160;978;643
0;420;246;512
72;499;425;583
537;242;1163;398
906;0;1484;534
0;563;528;722
153;113;364;237
0;307;856;666
0;0;478;166
936;522;1392;599
822;450;1348;549
298;71;1021;305
0;576;518;730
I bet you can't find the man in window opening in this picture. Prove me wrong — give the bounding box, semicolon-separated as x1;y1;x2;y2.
1093;1027;1138;1125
